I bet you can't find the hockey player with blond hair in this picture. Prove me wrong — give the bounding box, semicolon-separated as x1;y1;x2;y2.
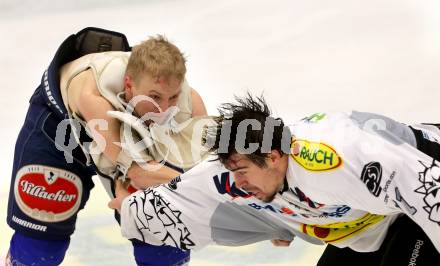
6;27;207;266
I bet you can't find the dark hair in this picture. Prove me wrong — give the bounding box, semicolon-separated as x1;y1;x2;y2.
206;93;290;167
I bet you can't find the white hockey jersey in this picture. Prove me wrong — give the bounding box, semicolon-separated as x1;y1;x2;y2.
120;111;440;252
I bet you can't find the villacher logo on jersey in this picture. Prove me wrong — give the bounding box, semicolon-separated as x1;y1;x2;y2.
14;165;83;223
20;180;77;202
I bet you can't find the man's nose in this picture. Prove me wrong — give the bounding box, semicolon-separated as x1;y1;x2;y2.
159;102;169;112
234;174;248;189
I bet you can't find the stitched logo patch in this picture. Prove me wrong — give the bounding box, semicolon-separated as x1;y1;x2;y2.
14;165;82;222
360;162;383;197
291;139;342;171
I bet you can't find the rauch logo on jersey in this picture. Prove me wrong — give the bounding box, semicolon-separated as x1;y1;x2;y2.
14;165;82;222
290;139;342;171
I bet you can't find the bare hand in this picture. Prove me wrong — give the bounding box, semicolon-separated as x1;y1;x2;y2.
108;180;131;212
271;239;292;247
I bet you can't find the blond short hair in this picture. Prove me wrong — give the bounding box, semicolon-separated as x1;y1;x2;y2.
126;35;186;83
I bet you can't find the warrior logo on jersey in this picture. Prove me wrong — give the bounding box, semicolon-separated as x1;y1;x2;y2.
291;139;342;171
360;162;383;197
415;159;440;224
14;165;82;223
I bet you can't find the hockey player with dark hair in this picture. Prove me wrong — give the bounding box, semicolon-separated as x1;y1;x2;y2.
113;94;440;266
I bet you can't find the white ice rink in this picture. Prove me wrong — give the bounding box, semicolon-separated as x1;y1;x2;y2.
1;0;440;265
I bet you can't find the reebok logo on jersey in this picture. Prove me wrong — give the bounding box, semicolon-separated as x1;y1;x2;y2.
409;240;424;266
14;165;82;222
290;139;342;171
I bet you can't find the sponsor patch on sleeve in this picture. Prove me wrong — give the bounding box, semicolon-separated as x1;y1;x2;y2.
301;213;385;243
14;165;83;222
290;139;343;171
360;162;383;197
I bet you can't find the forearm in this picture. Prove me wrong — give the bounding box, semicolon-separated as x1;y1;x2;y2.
127;162;181;189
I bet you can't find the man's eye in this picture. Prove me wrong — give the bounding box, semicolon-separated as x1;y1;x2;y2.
150;95;160;100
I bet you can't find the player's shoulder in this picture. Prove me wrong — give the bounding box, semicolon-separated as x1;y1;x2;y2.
71;68;98;96
65;51;130;76
289;111;355;137
288;111;361;167
90;51;130;67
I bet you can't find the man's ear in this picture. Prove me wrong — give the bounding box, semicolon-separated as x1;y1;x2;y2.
269;150;283;164
124;75;134;99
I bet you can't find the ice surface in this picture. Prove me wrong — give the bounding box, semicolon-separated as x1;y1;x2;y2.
1;0;439;265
